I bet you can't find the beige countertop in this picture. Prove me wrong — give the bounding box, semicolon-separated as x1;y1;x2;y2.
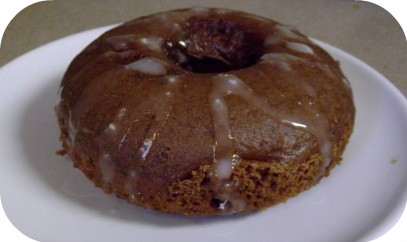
0;0;406;97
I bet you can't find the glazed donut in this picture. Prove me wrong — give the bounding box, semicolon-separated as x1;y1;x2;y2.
56;7;355;216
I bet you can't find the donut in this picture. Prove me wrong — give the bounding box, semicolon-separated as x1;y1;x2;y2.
55;7;355;216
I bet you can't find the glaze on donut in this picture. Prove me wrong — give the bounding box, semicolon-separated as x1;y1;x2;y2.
55;7;355;215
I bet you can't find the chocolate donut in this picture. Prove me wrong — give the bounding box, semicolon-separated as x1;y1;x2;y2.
55;7;355;215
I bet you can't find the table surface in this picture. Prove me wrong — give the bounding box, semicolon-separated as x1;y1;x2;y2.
1;0;406;97
0;1;406;241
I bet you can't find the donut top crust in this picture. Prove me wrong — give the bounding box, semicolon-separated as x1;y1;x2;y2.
56;7;354;212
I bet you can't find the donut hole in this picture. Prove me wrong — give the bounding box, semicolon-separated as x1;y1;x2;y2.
165;18;265;73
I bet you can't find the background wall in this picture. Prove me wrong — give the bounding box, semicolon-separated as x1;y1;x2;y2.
0;0;406;97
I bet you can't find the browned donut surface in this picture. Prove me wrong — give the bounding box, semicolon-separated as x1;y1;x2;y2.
56;7;355;216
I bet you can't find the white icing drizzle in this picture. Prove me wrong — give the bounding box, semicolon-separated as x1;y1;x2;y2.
301;81;318;97
105;34;163;52
56;87;76;152
123;170;138;195
167;75;178;83
286;42;315;55
55;86;63;110
264;24;309;47
105;34;136;50
209;74;331;211
261;53;305;71
274;24;308;41
66;110;76;151
138;37;163;51
116;49;137;59
216;185;246;213
171;47;189;64
316;63;335;78
108;123;116;131
137;75;181;160
281;112;332;170
104;107;126;140
210;74;271;179
95;108;127;184
262;53;335;83
99;153;115;183
157;13;182;32
95;75;181;186
125;57;167;75
140;137;155;160
264;35;281;46
209;73;333;181
342;77;351;88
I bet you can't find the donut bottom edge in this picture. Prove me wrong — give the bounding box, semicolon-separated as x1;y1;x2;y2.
58;119;353;216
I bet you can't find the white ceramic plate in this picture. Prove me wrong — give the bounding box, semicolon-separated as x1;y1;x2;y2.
0;25;406;242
